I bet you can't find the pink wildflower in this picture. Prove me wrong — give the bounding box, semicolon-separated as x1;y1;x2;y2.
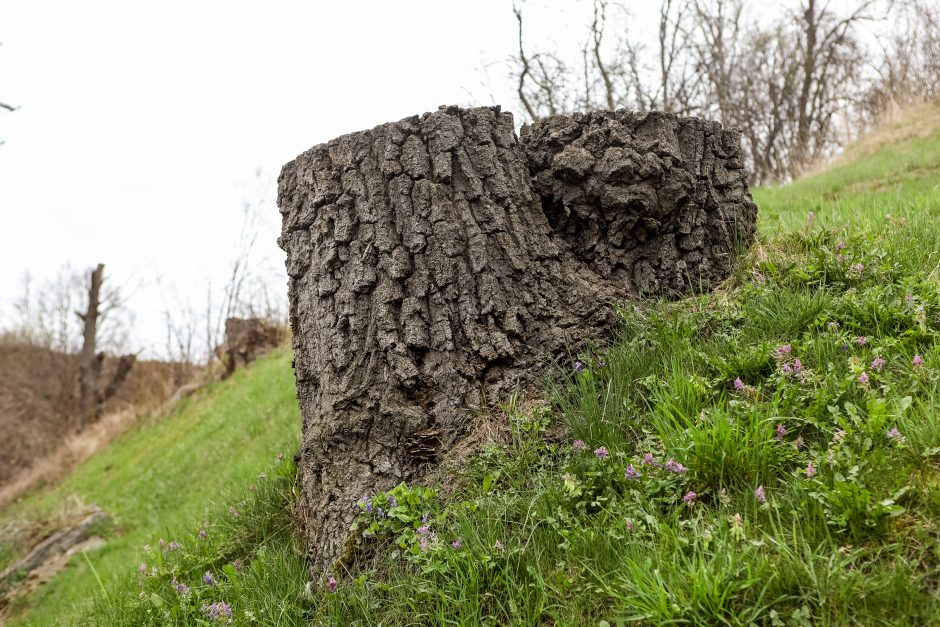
755;485;766;503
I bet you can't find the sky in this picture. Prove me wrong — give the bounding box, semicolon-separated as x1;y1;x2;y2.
0;1;657;357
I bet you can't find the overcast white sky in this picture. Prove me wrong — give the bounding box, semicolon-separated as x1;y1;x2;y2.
0;1;661;356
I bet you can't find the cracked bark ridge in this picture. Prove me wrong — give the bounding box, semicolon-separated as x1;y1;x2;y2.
520;110;757;296
278;105;627;573
278;105;757;575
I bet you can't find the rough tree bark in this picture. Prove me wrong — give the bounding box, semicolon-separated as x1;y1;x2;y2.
277;105;756;575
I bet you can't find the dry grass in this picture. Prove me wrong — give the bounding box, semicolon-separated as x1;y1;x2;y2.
0;408;143;510
813;99;940;175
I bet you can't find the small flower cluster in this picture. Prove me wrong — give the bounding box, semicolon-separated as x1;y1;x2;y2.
774;345;807;383
201;601;232;621
171;576;190;595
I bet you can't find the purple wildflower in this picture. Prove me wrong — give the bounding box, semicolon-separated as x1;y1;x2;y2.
913;354;924;367
733;377;745;391
836;240;846;251
597;359;606;369
365;499;373;513
850;262;865;276
683;491;697;504
594;446;609;459
755;485;766;503
856;336;867;346
202;601;233;621
422;512;429;524
642;453;659;467
754;271;766;283
232;559;242;572
138;562;147;575
419;536;431;552
167;541;181;551
626;520;635;532
203;571;216;586
774;423;787;441
775;345;792;359
573;360;585;373
572;439;586;452
858;372;869;385
198;528;207;540
417;525;430;536
172;576;190;594
377;507;385;519
886;427;903;442
664;459;688;474
871;357;886;372
387;495;398;508
327;576;337;593
793;436;805;450
781;362;793;375
806;461;816;478
793;358;802;374
807;211;815;222
451;538;463;549
625;464;642;480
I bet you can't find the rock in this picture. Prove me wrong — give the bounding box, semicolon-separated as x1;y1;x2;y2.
0;507;111;590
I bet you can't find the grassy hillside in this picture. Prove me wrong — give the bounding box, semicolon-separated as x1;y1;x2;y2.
0;348;300;625
5;102;940;625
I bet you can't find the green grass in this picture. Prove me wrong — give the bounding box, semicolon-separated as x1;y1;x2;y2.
0;348;300;625
7;103;940;625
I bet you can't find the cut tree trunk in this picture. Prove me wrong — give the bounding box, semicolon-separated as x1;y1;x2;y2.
277;105;756;575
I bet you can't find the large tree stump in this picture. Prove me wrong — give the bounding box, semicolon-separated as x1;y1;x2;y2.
277;105;756;574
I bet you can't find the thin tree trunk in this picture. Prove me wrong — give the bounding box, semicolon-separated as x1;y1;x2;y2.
77;263;104;429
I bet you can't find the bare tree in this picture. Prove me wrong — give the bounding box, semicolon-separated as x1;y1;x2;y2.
0;42;18;146
157;169;286;370
864;0;940;117
75;263;136;428
510;0;896;183
76;264;105;426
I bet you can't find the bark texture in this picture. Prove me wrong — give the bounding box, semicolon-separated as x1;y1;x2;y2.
521;110;757;295
277;105;757;574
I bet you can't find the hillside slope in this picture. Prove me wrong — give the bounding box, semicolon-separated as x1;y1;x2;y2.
4;101;940;626
0;348;299;625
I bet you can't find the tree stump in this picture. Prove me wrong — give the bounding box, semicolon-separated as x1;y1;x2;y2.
277;105;756;574
220;317;283;379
